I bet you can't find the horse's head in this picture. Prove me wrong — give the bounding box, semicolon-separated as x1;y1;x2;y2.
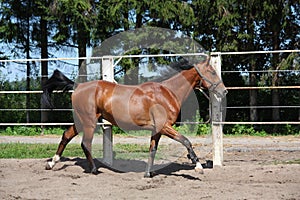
194;58;228;98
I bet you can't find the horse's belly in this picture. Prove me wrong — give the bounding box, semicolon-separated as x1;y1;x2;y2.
104;111;153;131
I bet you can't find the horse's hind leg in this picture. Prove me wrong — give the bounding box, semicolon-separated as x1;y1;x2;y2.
81;127;98;174
46;125;78;170
144;131;162;178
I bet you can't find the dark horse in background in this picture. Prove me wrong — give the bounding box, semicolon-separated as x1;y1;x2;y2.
42;57;227;177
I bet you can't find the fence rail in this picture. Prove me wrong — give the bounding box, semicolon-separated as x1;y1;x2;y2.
213;121;300;125
0;109;73;111
0;85;298;95
226;86;300;90
1;49;299;63
0;50;299;127
0;90;73;94
0;123;105;126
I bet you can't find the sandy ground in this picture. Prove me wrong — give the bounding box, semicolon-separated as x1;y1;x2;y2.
0;135;300;200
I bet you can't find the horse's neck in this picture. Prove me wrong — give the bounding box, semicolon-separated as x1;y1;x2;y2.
161;68;200;104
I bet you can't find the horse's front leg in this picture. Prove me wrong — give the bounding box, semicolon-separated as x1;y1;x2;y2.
144;132;161;178
181;136;204;174
161;126;204;174
46;125;78;170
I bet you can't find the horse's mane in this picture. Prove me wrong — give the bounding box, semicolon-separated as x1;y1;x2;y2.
150;59;194;82
169;59;193;71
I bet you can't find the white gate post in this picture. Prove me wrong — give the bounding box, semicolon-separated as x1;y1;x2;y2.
210;54;223;167
101;56;114;165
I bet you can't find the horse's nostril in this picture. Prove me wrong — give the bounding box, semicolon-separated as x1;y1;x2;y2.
224;89;228;95
218;89;228;98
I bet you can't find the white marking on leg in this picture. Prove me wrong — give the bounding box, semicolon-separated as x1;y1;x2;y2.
53;154;60;162
195;162;204;174
46;154;60;169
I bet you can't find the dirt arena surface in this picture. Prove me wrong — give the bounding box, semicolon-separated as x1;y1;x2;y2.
1;135;300;199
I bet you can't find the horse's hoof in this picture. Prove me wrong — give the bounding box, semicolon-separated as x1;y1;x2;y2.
144;172;155;178
195;167;204;174
91;168;100;175
92;170;100;175
195;162;204;174
45;162;53;170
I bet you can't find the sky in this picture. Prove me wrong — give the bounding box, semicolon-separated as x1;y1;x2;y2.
0;47;164;84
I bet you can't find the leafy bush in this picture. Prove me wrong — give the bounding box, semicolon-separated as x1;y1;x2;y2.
285;124;300;135
173;119;211;136
225;124;300;136
0;126;65;136
195;121;211;135
227;124;267;136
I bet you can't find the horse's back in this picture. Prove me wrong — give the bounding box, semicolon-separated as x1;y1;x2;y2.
71;80;115;125
72;80;180;130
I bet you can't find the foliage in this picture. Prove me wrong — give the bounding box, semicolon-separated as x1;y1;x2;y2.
0;126;65;136
112;126;126;135
173;123;210;136
173;111;211;136
225;124;300;136
0;0;299;135
227;124;267;136
0;74;73;124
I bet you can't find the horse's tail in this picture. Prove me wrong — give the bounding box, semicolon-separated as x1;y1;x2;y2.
41;69;76;108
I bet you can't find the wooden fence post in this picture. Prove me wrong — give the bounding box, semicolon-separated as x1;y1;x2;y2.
210;54;223;167
101;56;114;165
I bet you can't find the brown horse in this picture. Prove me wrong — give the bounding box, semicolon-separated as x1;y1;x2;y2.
43;57;227;177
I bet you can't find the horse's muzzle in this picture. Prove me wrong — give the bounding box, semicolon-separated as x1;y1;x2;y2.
216;88;228;99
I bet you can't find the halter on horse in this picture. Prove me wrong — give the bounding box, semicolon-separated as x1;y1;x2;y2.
43;57;227;177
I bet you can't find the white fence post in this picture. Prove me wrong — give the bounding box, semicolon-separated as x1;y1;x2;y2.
101;56;114;165
210;54;223;167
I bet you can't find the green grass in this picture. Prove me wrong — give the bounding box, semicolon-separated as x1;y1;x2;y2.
0;143;152;159
1;124;299;137
285;159;300;164
0;143;84;158
0;126;151;136
0;123;210;137
113;143;150;160
0;142;175;161
274;159;300;165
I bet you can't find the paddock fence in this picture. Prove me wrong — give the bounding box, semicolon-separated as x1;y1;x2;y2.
1;50;299;125
0;50;299;166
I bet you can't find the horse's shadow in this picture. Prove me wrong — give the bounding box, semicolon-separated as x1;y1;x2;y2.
55;157;212;180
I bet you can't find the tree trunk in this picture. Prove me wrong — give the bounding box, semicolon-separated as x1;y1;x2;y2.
271;58;280;123
271;66;280;133
78;28;88;82
40;17;48;130
135;12;143;29
124;58;139;85
249;80;257;122
249;60;257;122
246;10;257;123
271;88;280;121
123;7;143;85
26;9;31;123
270;1;283;133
